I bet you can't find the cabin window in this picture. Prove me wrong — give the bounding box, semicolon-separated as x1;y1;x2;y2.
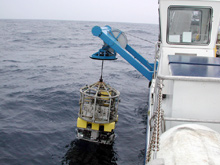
167;6;212;45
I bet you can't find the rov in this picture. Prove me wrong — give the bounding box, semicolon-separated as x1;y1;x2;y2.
76;81;120;145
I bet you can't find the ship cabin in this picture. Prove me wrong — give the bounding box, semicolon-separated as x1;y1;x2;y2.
145;0;220;164
150;0;220;134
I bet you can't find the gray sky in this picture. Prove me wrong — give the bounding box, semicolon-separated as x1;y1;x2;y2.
0;0;159;24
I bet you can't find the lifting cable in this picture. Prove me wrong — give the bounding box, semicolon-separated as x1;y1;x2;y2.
126;33;155;45
99;60;104;82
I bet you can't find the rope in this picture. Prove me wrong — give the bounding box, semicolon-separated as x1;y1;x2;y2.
146;80;164;163
126;33;155;45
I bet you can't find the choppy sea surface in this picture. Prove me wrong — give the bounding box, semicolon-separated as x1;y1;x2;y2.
0;19;158;165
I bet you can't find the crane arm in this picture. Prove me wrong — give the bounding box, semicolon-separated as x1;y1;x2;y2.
91;25;155;81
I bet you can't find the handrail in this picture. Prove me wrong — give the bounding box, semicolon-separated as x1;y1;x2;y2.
164;117;220;124
158;74;220;82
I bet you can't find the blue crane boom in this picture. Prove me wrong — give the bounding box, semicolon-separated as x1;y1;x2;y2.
91;25;155;81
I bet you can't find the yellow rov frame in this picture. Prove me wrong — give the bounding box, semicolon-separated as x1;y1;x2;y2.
77;117;116;132
76;81;120;144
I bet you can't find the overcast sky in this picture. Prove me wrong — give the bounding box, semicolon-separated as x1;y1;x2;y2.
0;0;159;24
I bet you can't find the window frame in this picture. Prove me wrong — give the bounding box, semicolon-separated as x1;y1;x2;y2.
166;6;213;45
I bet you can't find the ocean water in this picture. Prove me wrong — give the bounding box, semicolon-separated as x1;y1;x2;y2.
0;19;158;165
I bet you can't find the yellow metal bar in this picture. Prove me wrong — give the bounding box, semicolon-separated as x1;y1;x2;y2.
104;122;115;132
92;123;99;130
77;118;87;128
